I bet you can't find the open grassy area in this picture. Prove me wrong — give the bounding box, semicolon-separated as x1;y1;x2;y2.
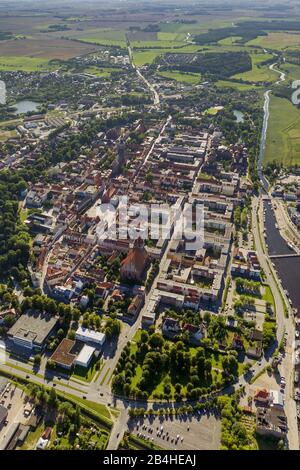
247;32;300;50
83;66;122;77
265;95;300;167
127;330;246;401
62;392;112;422
204;106;223;115
232;52;278;83
131;39;187;49
262;284;275;307
157;70;201;84
280;62;300;83
0;56;53;72
0;129;18;141
132;44;201;67
215;80;260;91
71;356;100;383
78;29;127;48
218;36;243;45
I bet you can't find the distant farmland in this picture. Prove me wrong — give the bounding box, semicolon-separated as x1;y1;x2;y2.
0;38;102;60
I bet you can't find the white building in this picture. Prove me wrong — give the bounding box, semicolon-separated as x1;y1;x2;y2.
75;326;106;347
74;345;95;368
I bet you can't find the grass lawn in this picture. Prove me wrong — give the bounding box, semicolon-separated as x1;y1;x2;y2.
265;95;300;167
157;70;201;84
204;106;223;115
262;284;275;307
232;53;278;83
127;330;249;400
72;357;99;383
19;208;28;223
0;56;54;72
62;393;112;420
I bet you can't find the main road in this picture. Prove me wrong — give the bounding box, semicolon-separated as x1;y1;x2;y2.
128;43;160;108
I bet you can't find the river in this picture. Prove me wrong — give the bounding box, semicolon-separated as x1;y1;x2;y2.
259;61;300;313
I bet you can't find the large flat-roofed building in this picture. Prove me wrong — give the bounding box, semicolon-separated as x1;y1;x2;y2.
51;338;76;370
74;345;95;368
75;326;105;347
7;312;58;352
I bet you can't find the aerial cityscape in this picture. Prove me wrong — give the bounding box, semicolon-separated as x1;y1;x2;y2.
1;0;300;455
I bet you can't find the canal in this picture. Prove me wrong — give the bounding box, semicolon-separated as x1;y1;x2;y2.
263;200;300;313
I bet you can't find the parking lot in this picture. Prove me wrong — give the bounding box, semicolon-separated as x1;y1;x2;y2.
0;382;28;449
129;412;221;450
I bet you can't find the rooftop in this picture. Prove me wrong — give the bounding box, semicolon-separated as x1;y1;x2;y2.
8;312;58;346
51;338;76;367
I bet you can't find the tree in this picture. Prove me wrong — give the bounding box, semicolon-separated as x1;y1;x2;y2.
33;354;41;366
140;330;149;344
48;387;58;408
148;332;164;349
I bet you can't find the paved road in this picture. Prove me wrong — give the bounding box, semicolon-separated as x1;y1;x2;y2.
128;44;160;107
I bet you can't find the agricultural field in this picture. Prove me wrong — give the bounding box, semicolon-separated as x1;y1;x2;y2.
0;38;102;61
0;56;53;72
77;29;127;48
247;32;300;50
265;95;300;167
157;70;201;84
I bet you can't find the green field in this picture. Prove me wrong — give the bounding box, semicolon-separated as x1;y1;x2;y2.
131;40;186;49
280;62;300;83
265;95;300;167
218;36;243;45
78;37;126;47
157;69;201;84
232;52;278;83
216;80;260;90
78;29;127;47
204;106;223;115
0;56;53;71
132;44;201;66
84;66;122;77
